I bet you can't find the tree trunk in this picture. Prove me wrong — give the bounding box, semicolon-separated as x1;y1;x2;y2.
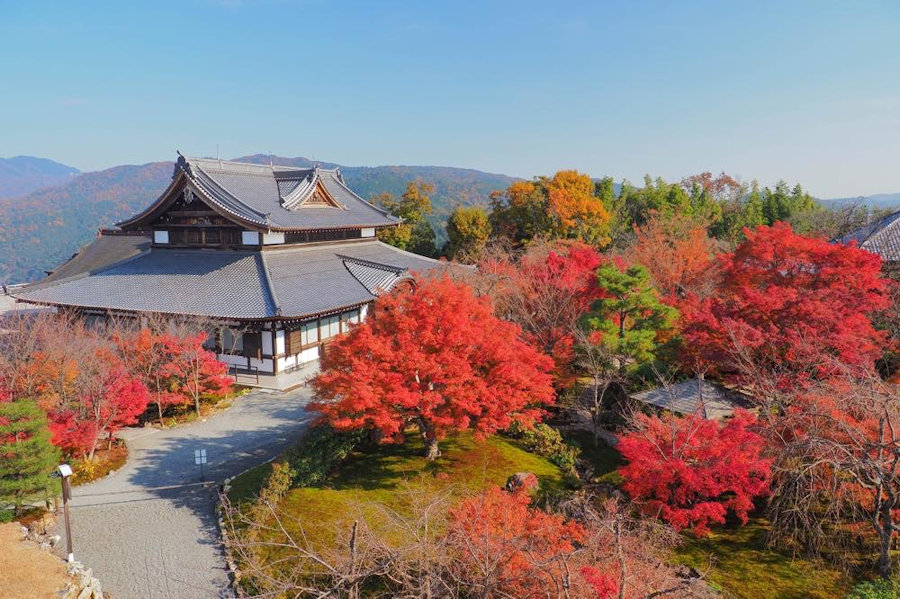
424;437;441;460
877;505;894;579
416;414;441;461
416;416;441;460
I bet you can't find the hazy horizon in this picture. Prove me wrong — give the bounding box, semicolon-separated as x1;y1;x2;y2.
2;1;899;198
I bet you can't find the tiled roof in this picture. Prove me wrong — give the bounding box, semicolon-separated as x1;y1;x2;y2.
628;378;748;420
117;155;400;232
342;258;405;295
13;240;447;321
40;231;151;285
837;210;900;262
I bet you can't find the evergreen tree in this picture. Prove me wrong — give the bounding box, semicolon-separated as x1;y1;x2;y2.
375;181;435;252
407;219;437;257
0;399;60;515
582;263;678;372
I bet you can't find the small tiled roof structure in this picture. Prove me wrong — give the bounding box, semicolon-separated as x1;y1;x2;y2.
837;210;900;263
12;236;445;321
117;155;399;232
628;378;748;420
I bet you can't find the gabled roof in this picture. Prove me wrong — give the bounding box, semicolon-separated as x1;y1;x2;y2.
837;210;900;263
117;155;400;232
13;239;446;321
628;378;749;420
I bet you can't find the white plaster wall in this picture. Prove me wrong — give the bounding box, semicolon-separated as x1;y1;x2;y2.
241;230;260;245
361;227;375;238
153;230;169;244
299;346;319;363
360;304;369;320
275;329;285;355
217;354;246;367
249;357;274;373
262;232;285;245
262;330;274;356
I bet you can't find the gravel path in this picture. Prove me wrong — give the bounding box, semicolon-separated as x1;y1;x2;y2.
53;387;314;599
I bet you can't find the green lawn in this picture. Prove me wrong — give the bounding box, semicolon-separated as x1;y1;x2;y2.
674;519;852;599
228;430;568;546
228;426;859;598
561;428;623;484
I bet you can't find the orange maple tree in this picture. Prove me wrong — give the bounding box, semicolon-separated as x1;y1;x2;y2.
628;210;717;304
547;170;611;245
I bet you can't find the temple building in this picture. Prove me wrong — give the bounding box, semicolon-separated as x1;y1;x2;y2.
12;154;446;387
838;210;900;267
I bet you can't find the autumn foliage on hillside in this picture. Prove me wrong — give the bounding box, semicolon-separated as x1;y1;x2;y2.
312;276;556;459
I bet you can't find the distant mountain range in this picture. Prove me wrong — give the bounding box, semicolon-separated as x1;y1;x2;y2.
0;156;79;199
822;192;900;211
0;155;516;283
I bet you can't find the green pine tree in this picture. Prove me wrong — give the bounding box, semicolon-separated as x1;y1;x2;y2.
582;263;678;372
0;399;60;516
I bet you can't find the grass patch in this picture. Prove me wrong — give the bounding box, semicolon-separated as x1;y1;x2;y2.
674;519;852;599
227;461;274;505
561;428;624;485
233;430;570;560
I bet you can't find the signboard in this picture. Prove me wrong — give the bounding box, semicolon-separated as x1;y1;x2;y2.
194;449;207;465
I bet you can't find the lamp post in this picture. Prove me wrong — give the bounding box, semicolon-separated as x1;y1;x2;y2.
54;464;74;563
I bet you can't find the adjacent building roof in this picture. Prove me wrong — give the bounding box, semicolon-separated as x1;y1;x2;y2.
13;238;446;321
628;378;748;420
41;231;150;284
117;155;400;232
837;210;900;263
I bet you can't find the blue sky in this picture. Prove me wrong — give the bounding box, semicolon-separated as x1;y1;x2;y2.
1;0;898;197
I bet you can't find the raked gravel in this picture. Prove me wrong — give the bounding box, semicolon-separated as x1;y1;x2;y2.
52;386;314;599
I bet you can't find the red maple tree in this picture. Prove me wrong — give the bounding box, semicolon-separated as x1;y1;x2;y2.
311;276;556;459
48;351;150;459
476;241;603;388
448;484;586;597
160;332;232;418
682;222;889;392
115;328;187;422
618;409;772;536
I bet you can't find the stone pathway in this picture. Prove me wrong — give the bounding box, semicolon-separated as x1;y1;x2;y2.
53;387;314;599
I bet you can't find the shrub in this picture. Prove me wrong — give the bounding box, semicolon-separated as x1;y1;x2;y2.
845;580;900;599
0;508;14;523
281;425;366;487
504;421;578;473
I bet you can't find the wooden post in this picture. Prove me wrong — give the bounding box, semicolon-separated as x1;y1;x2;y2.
61;472;74;562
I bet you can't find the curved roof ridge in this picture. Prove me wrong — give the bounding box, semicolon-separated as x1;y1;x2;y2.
191;162;270;224
279;170;317;209
337;253;406;274
322;170;397;219
258;252;283;316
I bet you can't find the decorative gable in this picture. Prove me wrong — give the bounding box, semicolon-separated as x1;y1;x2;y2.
278;170;346;211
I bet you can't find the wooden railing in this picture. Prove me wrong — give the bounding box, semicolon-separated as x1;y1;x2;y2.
228;364;260;385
